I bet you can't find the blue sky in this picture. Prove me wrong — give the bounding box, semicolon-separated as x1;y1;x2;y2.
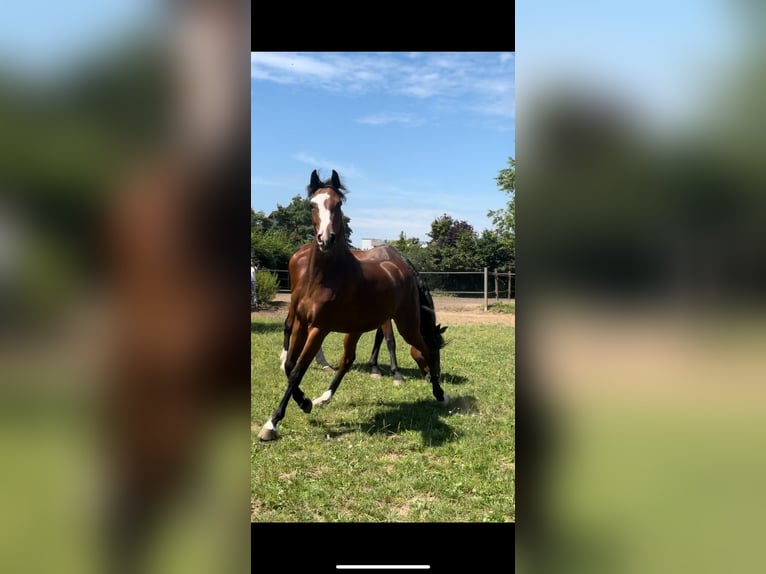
516;0;741;129
251;52;515;245
0;0;157;78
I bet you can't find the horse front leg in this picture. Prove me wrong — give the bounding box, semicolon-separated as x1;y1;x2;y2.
280;306;295;373
410;346;448;405
259;325;326;441
313;331;363;408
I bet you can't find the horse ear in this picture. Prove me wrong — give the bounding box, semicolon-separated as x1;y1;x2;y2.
331;170;341;189
308;170;322;196
439;325;448;334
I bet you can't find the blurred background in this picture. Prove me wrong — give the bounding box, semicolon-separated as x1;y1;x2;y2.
0;1;250;573
7;0;766;571
517;1;766;572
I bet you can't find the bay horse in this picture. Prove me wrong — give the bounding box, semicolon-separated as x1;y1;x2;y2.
257;169;448;441
280;242;406;383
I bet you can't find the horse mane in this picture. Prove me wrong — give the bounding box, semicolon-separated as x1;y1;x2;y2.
401;254;447;352
306;169;348;202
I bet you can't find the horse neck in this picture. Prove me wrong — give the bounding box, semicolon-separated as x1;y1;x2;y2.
307;239;355;279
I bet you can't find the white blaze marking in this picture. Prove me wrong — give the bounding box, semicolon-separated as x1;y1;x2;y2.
279;348;287;373
311;192;333;245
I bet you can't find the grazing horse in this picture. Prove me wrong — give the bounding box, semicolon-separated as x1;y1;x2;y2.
279;243;405;383
258;169;447;441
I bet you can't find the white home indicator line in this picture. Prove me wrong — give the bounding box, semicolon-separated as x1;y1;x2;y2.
336;566;430;570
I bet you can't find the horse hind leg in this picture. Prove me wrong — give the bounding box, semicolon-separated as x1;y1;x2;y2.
368;327;385;379
315;346;334;371
313;331;363;408
382;321;404;385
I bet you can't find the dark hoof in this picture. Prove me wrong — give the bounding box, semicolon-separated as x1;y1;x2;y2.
392;373;405;384
300;398;313;414
370;367;382;379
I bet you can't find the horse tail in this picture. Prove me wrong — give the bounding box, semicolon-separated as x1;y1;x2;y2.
401;256;446;355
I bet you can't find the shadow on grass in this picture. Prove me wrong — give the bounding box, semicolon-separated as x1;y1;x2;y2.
310;395;479;446
250;321;284;334
254;301;289;312
344;365;470;385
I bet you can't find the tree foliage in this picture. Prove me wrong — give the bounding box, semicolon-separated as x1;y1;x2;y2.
488;157;516;237
252;157;515;275
251;195;353;268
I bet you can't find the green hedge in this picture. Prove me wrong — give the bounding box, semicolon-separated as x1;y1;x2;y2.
254;270;279;307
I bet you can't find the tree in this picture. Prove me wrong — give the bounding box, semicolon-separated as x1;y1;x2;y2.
486;157;516;271
268;195;353;247
427;214;476;250
250;195;355;268
476;229;514;270
251;208;270;231
424;215;479;271
390;232;431;272
487;157;515;237
268;195;315;246
250;229;293;269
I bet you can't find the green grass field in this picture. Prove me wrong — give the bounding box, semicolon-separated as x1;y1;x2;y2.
251;319;515;522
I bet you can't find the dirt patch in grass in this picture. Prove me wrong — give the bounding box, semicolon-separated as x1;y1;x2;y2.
253;294;514;326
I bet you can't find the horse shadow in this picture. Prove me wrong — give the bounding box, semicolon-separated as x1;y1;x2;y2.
349;365;470;385
310;395;479;447
250;322;284;334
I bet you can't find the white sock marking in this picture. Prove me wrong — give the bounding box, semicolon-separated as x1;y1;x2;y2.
313;389;333;406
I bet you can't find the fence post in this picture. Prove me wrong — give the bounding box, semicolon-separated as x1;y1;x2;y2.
508;270;512;299
483;267;488;311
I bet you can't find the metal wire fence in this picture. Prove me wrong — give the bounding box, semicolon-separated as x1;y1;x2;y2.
261;268;515;300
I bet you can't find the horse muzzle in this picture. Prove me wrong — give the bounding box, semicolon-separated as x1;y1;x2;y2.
316;232;336;252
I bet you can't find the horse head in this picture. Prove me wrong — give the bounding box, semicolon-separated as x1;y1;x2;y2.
307;170;347;252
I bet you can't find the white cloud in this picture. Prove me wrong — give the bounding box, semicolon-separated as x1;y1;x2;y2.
292;152;362;179
251;52;515;127
250;52;340;83
354;112;424;126
250;176;283;186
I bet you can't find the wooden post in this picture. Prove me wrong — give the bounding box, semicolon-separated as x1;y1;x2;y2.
494;268;499;301
483;267;488;311
508;270;512;299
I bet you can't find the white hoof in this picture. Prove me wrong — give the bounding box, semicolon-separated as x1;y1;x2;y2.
258;421;278;441
439;395;450;406
312;390;333;407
